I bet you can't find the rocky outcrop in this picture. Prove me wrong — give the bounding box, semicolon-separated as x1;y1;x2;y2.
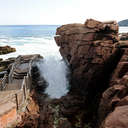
0;45;16;55
55;19;128;127
31;64;48;92
0;57;15;78
55;19;119;95
98;42;128;128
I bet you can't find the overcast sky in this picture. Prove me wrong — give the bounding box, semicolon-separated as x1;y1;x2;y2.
0;0;127;25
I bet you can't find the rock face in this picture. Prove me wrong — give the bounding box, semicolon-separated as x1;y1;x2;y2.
102;105;128;128
55;19;128;128
0;45;16;55
99;43;128;127
55;19;119;96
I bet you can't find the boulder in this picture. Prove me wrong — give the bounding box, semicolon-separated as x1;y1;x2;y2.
102;105;128;128
0;45;16;55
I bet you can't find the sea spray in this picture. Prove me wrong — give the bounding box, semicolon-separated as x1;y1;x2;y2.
0;25;70;98
37;56;70;99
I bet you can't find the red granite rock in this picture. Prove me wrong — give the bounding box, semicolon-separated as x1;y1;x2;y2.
102;105;128;128
55;19;119;96
55;19;123;127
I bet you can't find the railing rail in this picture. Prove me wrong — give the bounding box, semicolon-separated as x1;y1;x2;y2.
0;74;8;91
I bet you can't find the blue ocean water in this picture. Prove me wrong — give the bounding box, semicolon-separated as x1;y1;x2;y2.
0;25;60;59
0;25;59;38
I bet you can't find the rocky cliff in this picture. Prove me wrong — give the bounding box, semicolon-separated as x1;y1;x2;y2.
55;19;128;128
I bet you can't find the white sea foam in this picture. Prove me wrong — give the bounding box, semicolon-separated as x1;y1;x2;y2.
37;56;69;99
119;27;128;33
0;37;59;59
0;36;69;98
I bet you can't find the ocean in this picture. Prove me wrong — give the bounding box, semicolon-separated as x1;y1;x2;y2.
0;25;60;59
0;25;127;98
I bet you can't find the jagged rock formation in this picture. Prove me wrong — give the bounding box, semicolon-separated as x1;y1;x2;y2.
0;45;16;55
31;64;48;92
55;19;119;95
99;43;128;128
55;19;128;128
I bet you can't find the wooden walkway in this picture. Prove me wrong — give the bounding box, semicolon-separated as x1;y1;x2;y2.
6;54;41;90
0;54;42;128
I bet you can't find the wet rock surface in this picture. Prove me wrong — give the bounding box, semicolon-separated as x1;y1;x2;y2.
31;65;86;128
99;48;128;127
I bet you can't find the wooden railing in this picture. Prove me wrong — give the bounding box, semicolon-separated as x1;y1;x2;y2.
0;74;8;91
0;71;32;111
9;62;16;83
0;54;39;111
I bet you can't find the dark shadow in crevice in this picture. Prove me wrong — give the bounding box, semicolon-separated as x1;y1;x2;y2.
84;48;124;127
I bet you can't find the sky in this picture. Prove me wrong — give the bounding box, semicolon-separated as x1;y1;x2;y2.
0;0;128;25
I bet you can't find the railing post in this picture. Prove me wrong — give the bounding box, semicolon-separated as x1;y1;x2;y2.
9;62;15;83
23;81;26;100
15;94;18;111
25;75;28;89
3;74;8;90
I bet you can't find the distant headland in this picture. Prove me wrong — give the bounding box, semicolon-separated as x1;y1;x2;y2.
118;19;128;26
